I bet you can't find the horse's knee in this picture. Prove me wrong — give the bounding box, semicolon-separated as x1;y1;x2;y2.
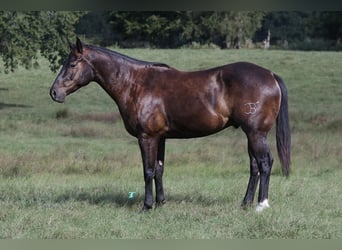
144;168;155;181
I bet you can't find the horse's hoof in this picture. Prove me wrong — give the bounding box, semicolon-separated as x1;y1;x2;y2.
141;204;152;212
241;201;253;210
255;199;270;212
155;200;166;208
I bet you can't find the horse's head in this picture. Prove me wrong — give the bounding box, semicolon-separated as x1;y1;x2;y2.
50;37;95;103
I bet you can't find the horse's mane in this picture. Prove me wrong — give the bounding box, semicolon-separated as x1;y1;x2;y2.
86;45;170;69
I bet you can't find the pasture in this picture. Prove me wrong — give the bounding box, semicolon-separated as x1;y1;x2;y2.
0;48;341;239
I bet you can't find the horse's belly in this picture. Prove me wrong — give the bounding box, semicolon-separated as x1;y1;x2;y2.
166;111;229;138
164;87;230;138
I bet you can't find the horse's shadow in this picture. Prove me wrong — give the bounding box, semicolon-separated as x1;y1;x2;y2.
0;87;32;109
54;189;231;208
0;102;32;109
55;190;140;208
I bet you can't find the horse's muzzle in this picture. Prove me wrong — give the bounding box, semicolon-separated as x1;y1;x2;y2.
50;87;66;103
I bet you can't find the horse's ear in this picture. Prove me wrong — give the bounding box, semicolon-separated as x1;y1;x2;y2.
76;37;83;54
68;39;75;51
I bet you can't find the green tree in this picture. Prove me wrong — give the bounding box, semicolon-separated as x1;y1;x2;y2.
108;11;190;48
262;12;311;43
75;11;113;46
256;11;342;50
201;11;265;48
0;11;84;73
310;12;342;42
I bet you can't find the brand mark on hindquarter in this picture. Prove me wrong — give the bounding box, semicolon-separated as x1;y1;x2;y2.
244;101;259;115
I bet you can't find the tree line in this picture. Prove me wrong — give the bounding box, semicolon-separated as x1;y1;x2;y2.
77;11;342;50
0;11;341;73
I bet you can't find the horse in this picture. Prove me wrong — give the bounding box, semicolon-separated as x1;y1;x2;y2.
50;37;291;212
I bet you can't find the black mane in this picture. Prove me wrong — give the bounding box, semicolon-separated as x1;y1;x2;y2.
87;45;170;69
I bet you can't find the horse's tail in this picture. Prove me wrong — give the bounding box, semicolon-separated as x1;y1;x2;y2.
274;74;291;176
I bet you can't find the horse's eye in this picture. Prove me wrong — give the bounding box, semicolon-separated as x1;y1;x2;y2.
70;56;82;68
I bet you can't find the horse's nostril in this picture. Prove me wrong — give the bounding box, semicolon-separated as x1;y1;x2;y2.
51;89;57;99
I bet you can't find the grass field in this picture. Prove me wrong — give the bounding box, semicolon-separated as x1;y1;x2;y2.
0;48;341;239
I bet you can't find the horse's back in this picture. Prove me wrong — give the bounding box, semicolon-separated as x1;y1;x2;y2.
220;62;275;86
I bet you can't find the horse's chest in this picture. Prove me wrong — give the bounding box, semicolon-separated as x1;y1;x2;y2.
122;94;169;136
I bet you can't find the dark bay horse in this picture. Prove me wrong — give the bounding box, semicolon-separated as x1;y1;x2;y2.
50;38;291;212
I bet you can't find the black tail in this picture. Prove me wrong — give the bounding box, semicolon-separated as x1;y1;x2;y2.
274;74;291;176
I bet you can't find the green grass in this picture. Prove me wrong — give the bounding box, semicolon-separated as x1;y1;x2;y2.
0;49;341;239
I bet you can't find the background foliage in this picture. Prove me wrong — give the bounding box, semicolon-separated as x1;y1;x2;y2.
0;11;341;73
0;11;83;73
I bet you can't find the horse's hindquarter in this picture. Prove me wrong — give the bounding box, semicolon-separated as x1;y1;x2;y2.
220;62;282;132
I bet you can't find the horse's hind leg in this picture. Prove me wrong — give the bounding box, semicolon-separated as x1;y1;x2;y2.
241;149;260;208
155;138;166;206
244;131;274;212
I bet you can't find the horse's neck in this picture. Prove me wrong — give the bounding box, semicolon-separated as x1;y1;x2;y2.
91;53;139;107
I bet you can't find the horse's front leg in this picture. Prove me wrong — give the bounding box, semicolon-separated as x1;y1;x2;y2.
138;135;159;211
